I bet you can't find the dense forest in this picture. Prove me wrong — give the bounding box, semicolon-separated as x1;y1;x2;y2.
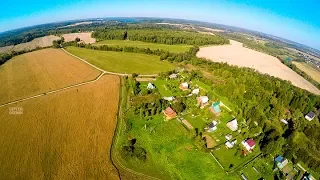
92;29;229;46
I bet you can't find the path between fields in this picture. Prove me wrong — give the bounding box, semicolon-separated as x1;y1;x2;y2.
0;72;105;108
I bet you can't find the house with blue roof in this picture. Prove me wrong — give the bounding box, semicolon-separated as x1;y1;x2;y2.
209;102;221;116
275;155;288;169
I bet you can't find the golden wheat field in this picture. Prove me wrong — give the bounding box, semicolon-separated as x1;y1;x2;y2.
0;75;120;179
293;62;320;83
0;48;100;104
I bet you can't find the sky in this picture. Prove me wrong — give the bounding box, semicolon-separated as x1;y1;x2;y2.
1;0;320;50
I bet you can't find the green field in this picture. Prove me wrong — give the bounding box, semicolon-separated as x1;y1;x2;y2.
65;46;175;74
94;40;192;53
121;114;236;179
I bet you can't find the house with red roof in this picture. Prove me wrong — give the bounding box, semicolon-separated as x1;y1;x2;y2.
241;139;256;152
163;107;177;120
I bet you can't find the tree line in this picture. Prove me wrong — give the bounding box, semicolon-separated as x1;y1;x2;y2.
92;29;229;46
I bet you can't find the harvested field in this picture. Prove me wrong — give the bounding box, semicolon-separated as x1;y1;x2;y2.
0;35;60;53
65;46;175;74
0;48;100;104
197;40;320;95
0;45;13;53
62;32;96;44
136;78;156;82
0;75;120;179
293;62;320;83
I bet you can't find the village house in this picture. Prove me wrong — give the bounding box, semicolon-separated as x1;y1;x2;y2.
209;102;221;116
197;96;209;108
241;139;256;152
163;107;177;120
226;119;238;131
147;83;155;90
225;139;237;149
225;141;234;149
280;119;288;125
206;120;218;132
163;96;175;101
179;82;189;91
225;134;232;140
275;155;288;169
305;112;316;121
169;73;178;79
192;88;199;95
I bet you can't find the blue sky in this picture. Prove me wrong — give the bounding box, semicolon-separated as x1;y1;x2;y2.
1;0;320;50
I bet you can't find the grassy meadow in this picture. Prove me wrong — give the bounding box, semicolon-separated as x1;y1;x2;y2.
0;75;120;179
65;46;175;74
0;48;100;104
119;114;236;180
94;40;192;53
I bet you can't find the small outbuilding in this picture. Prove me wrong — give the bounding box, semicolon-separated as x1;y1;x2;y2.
197;96;209;108
226;119;238;131
169;73;178;79
209;102;221;116
163;96;175;101
147;83;155;90
225;134;232;140
207;120;218;132
305;112;316;121
275;155;288;169
192;88;200;95
225;141;235;149
179;82;189;91
163;107;177;120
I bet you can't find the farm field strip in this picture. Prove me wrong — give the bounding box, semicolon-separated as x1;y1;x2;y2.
94;40;192;53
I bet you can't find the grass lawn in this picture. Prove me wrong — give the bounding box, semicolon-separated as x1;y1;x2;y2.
213;144;261;170
94;40;192;53
65;46;175;74
239;156;275;180
120;114;236;179
154;79;173;96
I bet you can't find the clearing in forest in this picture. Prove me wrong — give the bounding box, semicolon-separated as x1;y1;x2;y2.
197;40;320;95
0;48;100;104
0;75;120;179
292;62;320;84
62;32;96;44
65;46;175;74
94;40;192;53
